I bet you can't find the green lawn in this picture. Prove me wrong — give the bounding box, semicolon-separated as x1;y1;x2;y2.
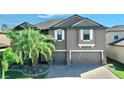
107;57;124;79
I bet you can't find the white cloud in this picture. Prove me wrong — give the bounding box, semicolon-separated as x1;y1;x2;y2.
37;14;56;18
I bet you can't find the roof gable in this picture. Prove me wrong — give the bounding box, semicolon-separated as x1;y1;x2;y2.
52;14;84;28
13;22;39;31
72;18;103;27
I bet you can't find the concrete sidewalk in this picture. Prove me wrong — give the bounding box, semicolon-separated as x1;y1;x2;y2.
80;66;119;79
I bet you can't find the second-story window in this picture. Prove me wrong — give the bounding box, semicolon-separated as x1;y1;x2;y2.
80;29;93;41
83;30;90;40
57;29;62;40
113;32;119;41
55;29;65;41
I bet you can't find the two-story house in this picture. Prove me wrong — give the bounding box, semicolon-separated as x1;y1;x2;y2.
35;14;107;65
13;14;107;65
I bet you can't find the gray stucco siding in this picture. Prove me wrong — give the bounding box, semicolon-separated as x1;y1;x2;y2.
48;30;67;50
66;28;105;50
48;27;106;65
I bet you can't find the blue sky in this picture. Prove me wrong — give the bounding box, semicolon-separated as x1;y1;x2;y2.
0;14;124;28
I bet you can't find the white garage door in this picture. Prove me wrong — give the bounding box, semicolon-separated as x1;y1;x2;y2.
71;52;101;64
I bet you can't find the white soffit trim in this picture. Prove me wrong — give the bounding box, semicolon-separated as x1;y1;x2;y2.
72;19;100;27
69;50;104;60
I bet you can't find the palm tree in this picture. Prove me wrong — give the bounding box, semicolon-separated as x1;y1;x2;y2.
1;48;23;79
6;30;20;53
6;28;55;68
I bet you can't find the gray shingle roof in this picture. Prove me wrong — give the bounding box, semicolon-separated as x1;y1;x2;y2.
106;25;124;32
51;15;106;28
13;22;39;31
72;18;105;27
52;14;83;28
34;18;64;30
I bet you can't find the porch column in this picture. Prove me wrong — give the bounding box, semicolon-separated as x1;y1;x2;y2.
66;50;71;65
101;50;107;65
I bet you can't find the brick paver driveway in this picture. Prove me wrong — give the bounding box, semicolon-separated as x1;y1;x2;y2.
47;64;118;79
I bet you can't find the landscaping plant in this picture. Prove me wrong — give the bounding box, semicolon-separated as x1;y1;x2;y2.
6;28;55;68
1;48;23;79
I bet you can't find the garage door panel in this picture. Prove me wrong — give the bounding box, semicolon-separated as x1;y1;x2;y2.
53;52;66;64
71;52;101;64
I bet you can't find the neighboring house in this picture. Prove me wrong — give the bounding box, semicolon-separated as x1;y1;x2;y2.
13;22;39;31
35;14;107;65
13;14;107;65
106;25;124;44
106;25;124;64
108;38;124;64
0;30;10;49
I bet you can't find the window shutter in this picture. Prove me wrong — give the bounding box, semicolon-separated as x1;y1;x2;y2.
90;29;93;40
62;30;65;40
80;30;83;40
54;30;57;40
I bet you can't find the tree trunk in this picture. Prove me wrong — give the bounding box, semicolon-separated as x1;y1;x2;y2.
2;68;5;79
32;56;38;69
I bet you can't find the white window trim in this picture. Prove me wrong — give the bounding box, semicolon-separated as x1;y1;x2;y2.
78;44;95;48
57;40;63;42
54;29;65;41
54;30;57;40
83;39;91;41
80;29;93;41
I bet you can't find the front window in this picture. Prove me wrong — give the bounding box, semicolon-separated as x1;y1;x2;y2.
57;29;62;40
113;32;119;41
55;29;65;41
80;29;93;41
83;30;90;40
